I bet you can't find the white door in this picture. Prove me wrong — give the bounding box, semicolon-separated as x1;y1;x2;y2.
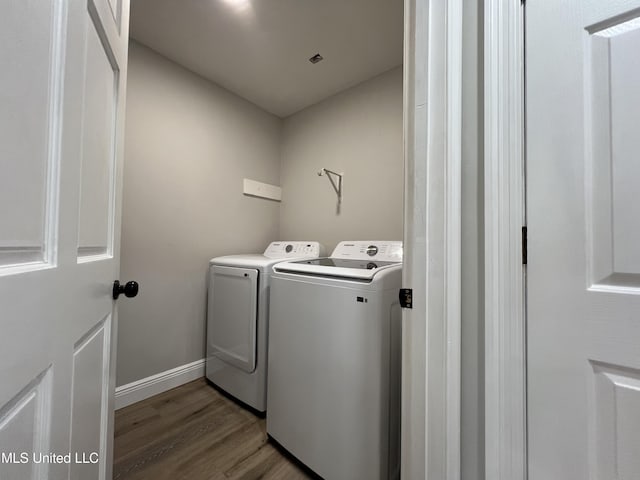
0;0;130;479
527;0;640;478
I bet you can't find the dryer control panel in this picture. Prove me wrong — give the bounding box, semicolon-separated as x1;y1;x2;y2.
330;241;403;262
264;241;324;259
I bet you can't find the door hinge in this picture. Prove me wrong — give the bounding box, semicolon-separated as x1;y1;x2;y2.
399;288;413;309
522;226;528;265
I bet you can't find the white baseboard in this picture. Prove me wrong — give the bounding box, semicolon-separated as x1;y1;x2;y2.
115;359;206;410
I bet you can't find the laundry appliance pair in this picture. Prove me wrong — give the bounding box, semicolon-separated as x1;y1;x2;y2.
206;240;403;480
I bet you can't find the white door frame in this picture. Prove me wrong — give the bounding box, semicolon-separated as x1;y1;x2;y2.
402;0;463;477
484;0;527;479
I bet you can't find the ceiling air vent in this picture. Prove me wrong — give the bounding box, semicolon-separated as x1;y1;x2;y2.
309;53;323;64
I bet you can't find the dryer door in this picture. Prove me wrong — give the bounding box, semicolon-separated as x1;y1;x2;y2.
208;265;259;373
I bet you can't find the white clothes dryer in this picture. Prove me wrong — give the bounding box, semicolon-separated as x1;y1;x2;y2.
267;241;403;480
206;241;324;413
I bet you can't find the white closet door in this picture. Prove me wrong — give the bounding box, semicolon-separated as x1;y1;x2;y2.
527;0;640;478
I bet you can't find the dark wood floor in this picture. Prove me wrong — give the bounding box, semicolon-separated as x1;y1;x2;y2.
113;378;313;480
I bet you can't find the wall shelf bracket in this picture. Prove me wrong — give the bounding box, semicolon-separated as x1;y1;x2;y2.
317;168;343;211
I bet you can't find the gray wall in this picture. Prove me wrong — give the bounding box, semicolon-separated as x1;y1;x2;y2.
117;42;282;386
117;49;404;387
279;67;404;251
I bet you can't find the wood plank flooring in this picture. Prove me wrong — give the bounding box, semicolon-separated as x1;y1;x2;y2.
113;378;313;480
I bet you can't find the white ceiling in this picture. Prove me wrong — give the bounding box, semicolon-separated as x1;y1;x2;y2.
129;0;404;118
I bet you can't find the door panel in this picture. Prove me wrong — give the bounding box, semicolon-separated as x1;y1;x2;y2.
0;0;64;268
0;367;52;479
106;0;121;29
527;0;640;478
586;16;640;289
591;362;640;479
77;12;119;260
70;316;111;480
208;266;259;373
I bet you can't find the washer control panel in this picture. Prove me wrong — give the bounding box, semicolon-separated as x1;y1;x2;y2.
264;241;324;258
331;241;403;262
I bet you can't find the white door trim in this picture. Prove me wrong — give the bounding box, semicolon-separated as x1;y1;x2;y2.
402;0;463;477
484;0;527;479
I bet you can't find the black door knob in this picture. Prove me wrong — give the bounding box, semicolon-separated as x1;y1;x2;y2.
113;280;139;300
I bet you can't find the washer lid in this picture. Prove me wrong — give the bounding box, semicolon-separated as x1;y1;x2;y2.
273;241;402;280
273;258;401;281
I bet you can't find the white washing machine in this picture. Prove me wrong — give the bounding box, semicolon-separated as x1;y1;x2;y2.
206;241;324;413
267;241;403;480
